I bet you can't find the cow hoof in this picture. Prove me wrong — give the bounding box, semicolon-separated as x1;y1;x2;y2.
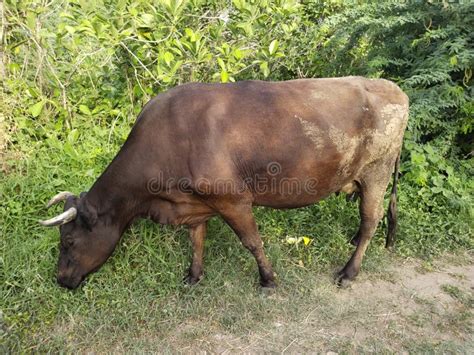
335;270;355;288
183;274;202;286
260;279;277;289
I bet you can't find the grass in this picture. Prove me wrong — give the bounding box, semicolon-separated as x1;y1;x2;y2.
442;284;474;308
1;121;473;352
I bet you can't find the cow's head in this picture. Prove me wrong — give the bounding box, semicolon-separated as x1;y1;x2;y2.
39;192;119;289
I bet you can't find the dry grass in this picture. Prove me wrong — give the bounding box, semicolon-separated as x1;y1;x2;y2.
155;259;474;353
20;255;473;353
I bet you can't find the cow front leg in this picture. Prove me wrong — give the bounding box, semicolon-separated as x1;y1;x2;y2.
184;222;207;285
336;186;385;287
220;204;276;288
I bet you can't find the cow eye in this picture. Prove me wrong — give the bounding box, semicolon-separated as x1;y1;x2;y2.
62;237;75;248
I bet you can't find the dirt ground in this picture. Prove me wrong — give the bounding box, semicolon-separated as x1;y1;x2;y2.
21;255;472;353
158;258;473;353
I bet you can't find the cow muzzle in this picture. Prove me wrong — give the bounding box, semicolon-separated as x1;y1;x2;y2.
57;272;84;290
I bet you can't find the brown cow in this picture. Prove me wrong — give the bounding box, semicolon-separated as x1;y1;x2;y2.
40;77;409;289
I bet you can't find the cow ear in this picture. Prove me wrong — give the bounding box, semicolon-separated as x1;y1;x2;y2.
78;198;98;230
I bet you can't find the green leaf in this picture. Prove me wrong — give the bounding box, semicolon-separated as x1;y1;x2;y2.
232;0;245;11
260;62;269;77
217;58;226;71
26;11;36;30
233;48;243;60
67;129;79;144
120;28;134;37
185;28;197;42
64;25;76;34
63;141;78;159
128;7;138;16
79;105;92;115
450;56;458;66
29;101;45;118
141;14;154;26
220;70;229;83
269;39;279;55
170;60;183;74
411;152;426;165
163;51;174;66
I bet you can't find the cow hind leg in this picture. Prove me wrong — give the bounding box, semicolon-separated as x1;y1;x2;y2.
184;222;207;285
336;165;392;287
219;203;276;288
350;231;361;246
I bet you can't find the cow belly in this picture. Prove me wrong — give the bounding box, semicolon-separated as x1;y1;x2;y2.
250;166;348;208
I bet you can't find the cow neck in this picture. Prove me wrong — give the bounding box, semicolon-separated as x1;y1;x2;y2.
84;153;142;229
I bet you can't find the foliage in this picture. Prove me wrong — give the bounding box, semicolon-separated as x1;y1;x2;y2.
4;0;300;136
1;0;473;351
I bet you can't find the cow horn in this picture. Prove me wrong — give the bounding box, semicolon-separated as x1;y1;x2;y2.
39;207;78;227
45;191;75;208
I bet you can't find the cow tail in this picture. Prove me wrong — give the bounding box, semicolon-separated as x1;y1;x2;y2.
386;153;400;249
